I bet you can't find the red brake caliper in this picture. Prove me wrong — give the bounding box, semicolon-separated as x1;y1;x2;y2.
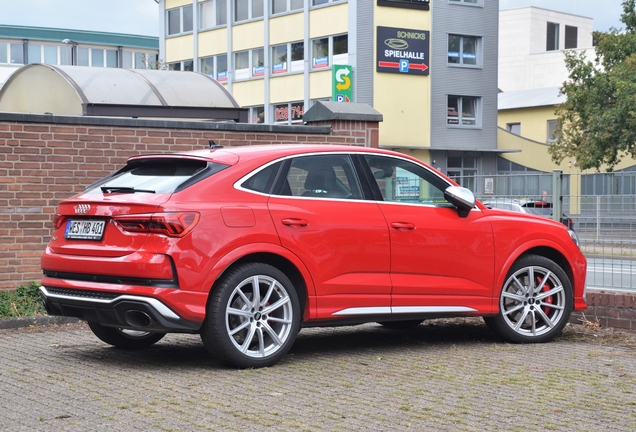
538;276;553;316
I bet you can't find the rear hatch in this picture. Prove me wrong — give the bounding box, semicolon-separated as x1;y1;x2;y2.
48;156;227;258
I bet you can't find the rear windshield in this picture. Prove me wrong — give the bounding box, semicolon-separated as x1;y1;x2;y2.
86;158;228;194
522;202;552;216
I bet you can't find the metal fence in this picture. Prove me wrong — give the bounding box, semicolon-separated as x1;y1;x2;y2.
472;171;636;292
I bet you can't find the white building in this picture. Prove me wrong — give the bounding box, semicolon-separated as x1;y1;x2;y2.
499;6;595;92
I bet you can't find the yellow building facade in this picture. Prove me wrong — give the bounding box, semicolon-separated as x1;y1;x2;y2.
158;0;501;189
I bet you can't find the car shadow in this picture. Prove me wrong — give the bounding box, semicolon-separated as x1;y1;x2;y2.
63;318;501;370
291;318;499;357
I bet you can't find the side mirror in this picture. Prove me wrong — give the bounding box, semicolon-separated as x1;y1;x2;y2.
444;186;475;218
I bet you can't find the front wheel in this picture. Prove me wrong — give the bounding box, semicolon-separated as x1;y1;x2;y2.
200;263;301;368
87;322;165;349
484;254;573;343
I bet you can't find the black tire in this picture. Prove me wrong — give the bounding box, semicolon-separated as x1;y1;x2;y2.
200;263;301;368
87;321;165;349
484;254;573;343
378;320;423;330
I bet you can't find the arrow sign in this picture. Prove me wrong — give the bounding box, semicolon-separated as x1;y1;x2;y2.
332;65;353;103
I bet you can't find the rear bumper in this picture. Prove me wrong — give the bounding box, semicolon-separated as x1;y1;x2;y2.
40;286;202;333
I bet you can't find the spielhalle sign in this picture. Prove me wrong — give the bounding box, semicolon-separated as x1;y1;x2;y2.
376;26;430;76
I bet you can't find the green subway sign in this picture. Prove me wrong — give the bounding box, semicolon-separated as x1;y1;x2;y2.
332;65;353;102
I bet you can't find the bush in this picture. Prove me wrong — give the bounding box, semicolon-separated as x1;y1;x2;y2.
0;281;46;318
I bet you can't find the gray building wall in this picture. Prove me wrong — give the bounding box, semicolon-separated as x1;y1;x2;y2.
352;0;374;106
430;0;499;151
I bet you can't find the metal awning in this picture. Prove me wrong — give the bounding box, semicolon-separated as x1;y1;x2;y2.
0;64;247;122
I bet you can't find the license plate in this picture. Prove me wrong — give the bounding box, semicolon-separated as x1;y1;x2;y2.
64;219;106;240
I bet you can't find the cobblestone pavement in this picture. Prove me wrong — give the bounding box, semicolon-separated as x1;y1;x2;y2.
1;319;635;431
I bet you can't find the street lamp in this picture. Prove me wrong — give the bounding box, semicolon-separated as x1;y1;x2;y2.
62;39;78;65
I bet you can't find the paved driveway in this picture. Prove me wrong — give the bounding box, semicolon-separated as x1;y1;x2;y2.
1;319;635;431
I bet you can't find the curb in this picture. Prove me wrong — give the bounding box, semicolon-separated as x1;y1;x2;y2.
0;316;80;330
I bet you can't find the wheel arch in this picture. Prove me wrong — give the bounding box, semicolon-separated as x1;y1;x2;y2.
496;244;575;304
519;246;574;287
211;252;310;321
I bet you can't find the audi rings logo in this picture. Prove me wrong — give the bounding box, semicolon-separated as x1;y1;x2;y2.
384;38;409;50
75;204;91;214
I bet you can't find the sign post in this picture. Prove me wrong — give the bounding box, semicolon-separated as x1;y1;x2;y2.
332;65;353;102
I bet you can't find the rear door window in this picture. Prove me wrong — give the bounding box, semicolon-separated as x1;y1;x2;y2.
86;158;228;194
274;154;363;199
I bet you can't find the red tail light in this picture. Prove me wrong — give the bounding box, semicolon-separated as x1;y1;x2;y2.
114;212;200;237
52;213;64;229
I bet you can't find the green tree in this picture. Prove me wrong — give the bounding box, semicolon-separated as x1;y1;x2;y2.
550;0;636;171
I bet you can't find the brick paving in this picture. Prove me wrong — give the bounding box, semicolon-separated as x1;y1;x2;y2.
1;319;635;431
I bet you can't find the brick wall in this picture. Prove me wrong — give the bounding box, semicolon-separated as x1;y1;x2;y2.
0;113;378;291
570;291;636;330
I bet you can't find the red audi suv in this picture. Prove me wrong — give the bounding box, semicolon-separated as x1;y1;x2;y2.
41;145;587;368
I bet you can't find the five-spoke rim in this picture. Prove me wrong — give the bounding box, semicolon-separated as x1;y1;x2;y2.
225;275;293;358
500;265;566;337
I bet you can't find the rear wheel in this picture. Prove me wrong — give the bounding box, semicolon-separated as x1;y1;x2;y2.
87;322;165;349
484;254;572;343
200;263;300;368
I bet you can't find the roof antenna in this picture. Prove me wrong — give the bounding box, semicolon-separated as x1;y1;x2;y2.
209;140;223;149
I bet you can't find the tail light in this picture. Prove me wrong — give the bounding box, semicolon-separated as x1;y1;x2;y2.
114;212;200;237
52;213;64;229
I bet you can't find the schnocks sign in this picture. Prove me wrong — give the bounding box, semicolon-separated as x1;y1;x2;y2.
377;26;430;76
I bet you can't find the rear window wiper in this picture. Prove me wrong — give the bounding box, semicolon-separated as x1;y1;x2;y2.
101;186;156;194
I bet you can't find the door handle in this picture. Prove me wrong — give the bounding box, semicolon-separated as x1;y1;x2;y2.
281;218;309;227
390;222;416;231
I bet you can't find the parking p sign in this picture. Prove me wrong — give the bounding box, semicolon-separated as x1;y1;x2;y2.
332;65;353;103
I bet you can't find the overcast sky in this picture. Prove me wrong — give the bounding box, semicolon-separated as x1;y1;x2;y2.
0;0;627;36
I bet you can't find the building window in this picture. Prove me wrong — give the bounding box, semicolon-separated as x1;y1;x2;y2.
134;52;157;69
565;25;577;49
448;0;481;5
235;0;263;22
272;44;288;74
313;0;346;5
78;47;89;66
91;49;104;67
234;49;265;80
448;34;481;67
271;42;304;75
547;120;560;142
60;46;72;65
248;106;265;123
547;22;559;51
9;43;23;64
168;60;194;71
27;44;41;64
200;0;227;29
234;51;249;79
447;96;481;127
447;157;477;191
377;0;430;11
507;123;520;135
252;48;265;77
311;34;348;69
106;50;118;67
44;45;57;64
167;5;193;36
201;54;228;81
274;101;304;124
273;0;303;14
